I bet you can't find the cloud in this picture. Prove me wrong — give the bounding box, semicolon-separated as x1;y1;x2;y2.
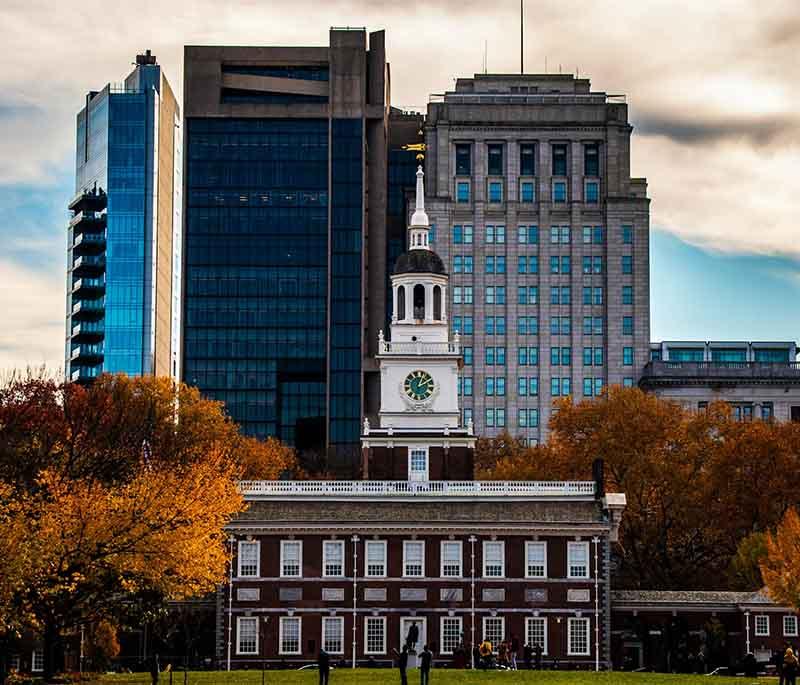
633;112;799;147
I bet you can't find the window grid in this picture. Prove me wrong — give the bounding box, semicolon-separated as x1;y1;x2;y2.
322;616;344;654
238;541;260;577
323;540;345;578
280;540;301;578
785;615;798;637
440;541;463;577
441;617;463;655
403;540;425;577
483;540;505;577
755;615;770;636
365;617;387;655
526;541;547;578
483;617;505;649
568;541;590;579
568;618;590;656
237;617;258;655
279;617;301;655
526;617;548;654
365;540;387;578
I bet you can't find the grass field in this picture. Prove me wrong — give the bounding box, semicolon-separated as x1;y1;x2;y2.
96;670;773;685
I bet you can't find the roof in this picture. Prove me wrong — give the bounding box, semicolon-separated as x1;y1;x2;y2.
392;249;446;276
612;589;775;607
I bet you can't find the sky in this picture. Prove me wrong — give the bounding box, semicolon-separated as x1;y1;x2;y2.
1;0;798;371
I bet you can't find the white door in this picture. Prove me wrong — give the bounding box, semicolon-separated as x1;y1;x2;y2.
408;447;429;482
400;616;427;666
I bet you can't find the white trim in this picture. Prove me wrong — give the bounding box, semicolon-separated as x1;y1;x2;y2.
481;616;505;648
784;615;798;637
440;615;463;655
482;540;505;578
755;614;770;637
567;617;590;656
323;539;345;578
525;541;547;579
236;616;259;655
31;648;44;673
322;616;345;655
403;540;425;577
408;446;430;482
280;539;302;578
364;540;388;578
364;616;387;655
279;616;302;655
237;540;261;578
400;616;427;652
525;616;548;655
567;541;590;579
440;540;463;578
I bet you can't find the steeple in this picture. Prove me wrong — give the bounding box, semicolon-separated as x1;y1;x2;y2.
408;166;430;250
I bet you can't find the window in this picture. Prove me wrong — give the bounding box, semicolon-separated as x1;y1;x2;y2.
496;256;506;273
464;225;473;244
528;256;539;274
755;615;770;636
429;224;436;243
409;447;428;479
488;143;504;175
365;617;387;654
453;256;463;273
561;256;571;274
322;616;344;654
593;256;603;274
623;347;634;366
456;144;471;175
530;408;539;425
550;256;560;274
403;540;425;577
552;144;567;176
495;225;506;243
623;377;634;388
489;181;503;203
623;316;633;335
483;540;505;577
622;286;633;305
594;378;603;396
552;181;567;203
583;378;593;397
238;540;260;577
31;649;44;673
622;255;633;274
485;286;494;304
521;181;535;203
483;617;505;648
453;286;462;305
237;617;259;655
622;225;633;244
441;541;463;577
485;377;495;396
463;407;473;425
463;347;473;365
762;403;774;420
550;226;560;244
568;541;590;578
526;617;547;654
486;408;495;428
462;377;473;396
526;541;547;578
497;408;506;427
594;348;604;366
518;316;538;335
582;256;591;275
365;540;387;577
593;317;604;336
593;226;604;244
280;540;301;577
323;540;345;577
584;143;599;176
520;143;536;175
457;182;470;203
441;617;463;655
279;617;301;655
784;615;798;637
585;181;599;203
568;618;590;656
517;225;539;244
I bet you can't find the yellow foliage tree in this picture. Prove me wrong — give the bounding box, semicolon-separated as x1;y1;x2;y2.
762;508;800;609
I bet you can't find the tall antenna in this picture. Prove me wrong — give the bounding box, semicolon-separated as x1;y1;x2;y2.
520;0;524;74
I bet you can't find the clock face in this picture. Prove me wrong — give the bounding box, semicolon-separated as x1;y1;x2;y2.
404;370;434;401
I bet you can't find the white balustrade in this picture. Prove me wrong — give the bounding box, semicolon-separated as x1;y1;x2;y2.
378;340;461;355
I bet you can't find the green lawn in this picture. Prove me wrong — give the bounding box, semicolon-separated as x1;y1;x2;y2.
96;670;773;685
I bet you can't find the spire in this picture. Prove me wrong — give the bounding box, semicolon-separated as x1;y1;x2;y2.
408;166;431;251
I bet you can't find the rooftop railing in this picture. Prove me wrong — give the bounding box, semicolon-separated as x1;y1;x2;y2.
642;360;800;380
429;93;624;106
240;480;595;498
379;340;461;355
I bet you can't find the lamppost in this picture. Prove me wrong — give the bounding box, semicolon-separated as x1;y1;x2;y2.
227;534;236;672
260;617;268;685
745;611;751;654
351;535;360;669
468;535;477;669
592;536;600;672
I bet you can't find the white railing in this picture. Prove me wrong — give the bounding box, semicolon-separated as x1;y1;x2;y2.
239;480;595;497
379;341;460;355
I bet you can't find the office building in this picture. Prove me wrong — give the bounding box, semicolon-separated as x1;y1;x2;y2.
182;29;389;466
422;73;651;442
66;51;181;383
642;341;800;421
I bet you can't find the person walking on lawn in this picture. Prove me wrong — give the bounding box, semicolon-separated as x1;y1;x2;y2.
419;645;433;685
317;647;330;685
784;647;799;685
395;645;409;685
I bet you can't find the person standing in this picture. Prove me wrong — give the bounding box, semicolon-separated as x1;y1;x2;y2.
523;643;533;670
397;645;409;685
406;623;420;652
419;645;432;685
510;635;519;670
533;642;544;670
784;647;799;685
318;648;330;685
149;653;160;685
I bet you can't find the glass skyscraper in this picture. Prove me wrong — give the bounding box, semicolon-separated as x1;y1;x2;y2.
66;51;181;382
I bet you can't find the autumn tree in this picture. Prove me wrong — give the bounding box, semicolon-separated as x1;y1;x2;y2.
0;373;298;677
762;508;800;609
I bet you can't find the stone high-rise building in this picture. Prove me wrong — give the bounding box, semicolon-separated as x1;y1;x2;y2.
422;74;650;442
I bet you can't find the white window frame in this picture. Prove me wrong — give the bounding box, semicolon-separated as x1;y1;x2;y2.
525;541;547;579
280;540;302;578
237;540;261;578
364;540;387;578
482;616;505;648
31;648;44;673
567;541;590;579
785;615;798;637
483;540;506;578
440;540;463;578
440;616;464;655
403;540;426;577
323;540;345;578
236;616;259;655
755;614;770;636
408;446;429;481
279;616;302;655
568;617;590;656
364;616;387;655
525;617;548;655
322;616;345;655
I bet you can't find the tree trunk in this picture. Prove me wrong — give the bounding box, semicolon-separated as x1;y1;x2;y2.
43;619;60;681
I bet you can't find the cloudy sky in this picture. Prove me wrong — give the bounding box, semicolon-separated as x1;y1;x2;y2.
1;0;798;371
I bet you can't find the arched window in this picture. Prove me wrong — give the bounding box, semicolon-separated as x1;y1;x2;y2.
433;285;442;320
413;284;426;319
397;285;406;320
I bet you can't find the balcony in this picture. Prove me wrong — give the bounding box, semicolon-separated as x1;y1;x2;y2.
72;231;106;254
70;343;104;364
378;339;461;356
72;276;106;297
70;365;102;384
72;297;105;320
69;210;107;235
71;321;104;342
72;255;106;276
239;480;596;499
640;360;800;388
68;188;107;213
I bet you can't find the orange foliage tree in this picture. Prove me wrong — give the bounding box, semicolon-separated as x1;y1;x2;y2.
762;508;800;609
0;373;297;676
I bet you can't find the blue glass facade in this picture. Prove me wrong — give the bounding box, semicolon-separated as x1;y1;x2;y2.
183;118;329;444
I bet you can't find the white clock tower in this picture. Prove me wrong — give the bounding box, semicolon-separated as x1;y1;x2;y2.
361;167;474;481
